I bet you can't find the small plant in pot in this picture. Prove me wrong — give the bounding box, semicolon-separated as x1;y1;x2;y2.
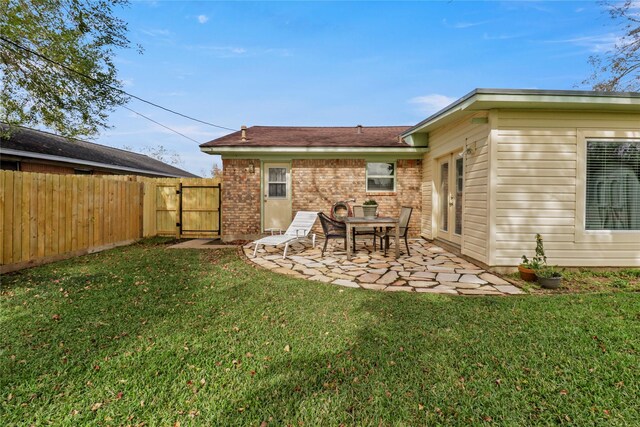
362;199;378;218
535;265;563;289
518;233;547;282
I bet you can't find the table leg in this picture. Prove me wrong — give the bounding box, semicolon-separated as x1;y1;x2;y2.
394;223;400;258
346;223;352;260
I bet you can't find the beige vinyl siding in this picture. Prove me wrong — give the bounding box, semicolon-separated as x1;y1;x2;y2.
421;113;490;264
492;110;640;267
421;157;433;238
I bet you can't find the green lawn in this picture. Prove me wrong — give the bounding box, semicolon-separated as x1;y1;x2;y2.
1;239;639;426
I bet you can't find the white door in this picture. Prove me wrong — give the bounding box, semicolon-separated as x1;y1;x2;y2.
437;152;464;245
263;163;292;231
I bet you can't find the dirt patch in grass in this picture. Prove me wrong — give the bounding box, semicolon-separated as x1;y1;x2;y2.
508;268;640;294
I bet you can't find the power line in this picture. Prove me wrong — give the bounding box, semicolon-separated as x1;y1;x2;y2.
122;106;200;144
1;38;202;145
0;35;238;132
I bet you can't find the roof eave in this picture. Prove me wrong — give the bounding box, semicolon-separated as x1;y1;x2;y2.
200;145;427;158
1;148;194;178
402;88;640;137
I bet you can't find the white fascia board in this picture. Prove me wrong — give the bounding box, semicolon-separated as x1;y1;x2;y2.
404;90;640;137
1;148;186;178
403;96;478;136
200;146;428;158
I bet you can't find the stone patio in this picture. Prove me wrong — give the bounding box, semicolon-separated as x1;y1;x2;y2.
242;238;524;296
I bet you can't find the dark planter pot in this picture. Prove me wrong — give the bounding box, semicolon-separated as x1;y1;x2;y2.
518;265;537;282
538;276;562;289
362;205;378;219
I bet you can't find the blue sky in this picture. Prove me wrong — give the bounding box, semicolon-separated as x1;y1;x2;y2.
96;1;619;176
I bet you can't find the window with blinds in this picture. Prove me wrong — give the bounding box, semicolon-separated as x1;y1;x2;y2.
585;140;640;230
268;167;287;198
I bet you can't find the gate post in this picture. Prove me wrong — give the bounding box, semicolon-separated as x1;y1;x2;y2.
176;182;182;238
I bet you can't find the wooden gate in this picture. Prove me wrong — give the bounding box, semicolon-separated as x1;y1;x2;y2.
177;183;221;237
154;180;221;238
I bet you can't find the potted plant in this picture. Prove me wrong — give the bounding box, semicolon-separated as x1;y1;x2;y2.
535;265;563;289
518;234;547;282
362;199;378;218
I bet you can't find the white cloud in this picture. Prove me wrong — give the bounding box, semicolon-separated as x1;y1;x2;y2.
140;28;172;38
483;32;524;41
442;18;491;29
183;44;294;58
409;94;457;116
546;34;620;53
197;14;209;24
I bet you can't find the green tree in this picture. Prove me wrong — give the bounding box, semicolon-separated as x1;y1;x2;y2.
0;0;137;137
584;1;640;91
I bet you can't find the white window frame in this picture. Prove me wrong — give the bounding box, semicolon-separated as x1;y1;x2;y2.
576;129;640;243
267;166;288;199
366;161;396;193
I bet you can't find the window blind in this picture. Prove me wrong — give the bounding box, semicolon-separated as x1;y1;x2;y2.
585;141;640;230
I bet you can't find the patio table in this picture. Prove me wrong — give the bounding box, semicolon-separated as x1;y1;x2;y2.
344;217;399;260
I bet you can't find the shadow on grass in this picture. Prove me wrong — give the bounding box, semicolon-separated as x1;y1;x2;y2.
1;244;638;425
208;285;640;425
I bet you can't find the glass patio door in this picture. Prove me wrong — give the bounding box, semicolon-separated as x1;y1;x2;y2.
437;152;463;245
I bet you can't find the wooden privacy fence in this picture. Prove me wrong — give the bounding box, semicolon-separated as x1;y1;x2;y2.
0;172;221;273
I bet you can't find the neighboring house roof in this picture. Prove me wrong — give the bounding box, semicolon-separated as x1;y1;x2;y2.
200;125;411;148
403;88;640;137
1;124;198;178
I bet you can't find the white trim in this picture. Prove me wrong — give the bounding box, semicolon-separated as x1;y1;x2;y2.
201;146;427;157
0;148;188;178
575;129;640;243
365;161;396;193
404;89;640;137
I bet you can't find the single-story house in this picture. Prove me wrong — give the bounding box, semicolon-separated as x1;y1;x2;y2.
1;124;197;178
200;88;640;269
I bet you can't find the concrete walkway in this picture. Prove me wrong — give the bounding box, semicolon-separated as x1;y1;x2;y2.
243;238;524;296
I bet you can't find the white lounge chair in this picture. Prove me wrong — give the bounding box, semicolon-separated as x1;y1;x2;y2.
252;211;318;259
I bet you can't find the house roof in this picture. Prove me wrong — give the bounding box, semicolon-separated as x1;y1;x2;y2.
403;88;640;136
200;125;411;148
1;124;198;178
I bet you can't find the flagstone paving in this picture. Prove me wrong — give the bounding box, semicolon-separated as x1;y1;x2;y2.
243;238;524;296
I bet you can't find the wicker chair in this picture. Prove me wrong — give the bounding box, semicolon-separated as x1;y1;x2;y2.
317;212;347;256
351;205;377;251
378;206;413;256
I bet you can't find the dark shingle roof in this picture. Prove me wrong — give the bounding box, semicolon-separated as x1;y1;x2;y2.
1;124;198;177
200;126;411;148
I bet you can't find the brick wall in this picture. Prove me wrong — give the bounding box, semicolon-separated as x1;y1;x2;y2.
291;159;422;237
221;159;261;239
20;161;75;174
221;158;423;239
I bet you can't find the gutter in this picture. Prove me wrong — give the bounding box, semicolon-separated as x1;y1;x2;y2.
1;148;190;178
402;88;640;137
200;146;428;155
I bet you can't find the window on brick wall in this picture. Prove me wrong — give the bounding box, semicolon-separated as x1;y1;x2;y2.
366;162;395;192
0;160;20;171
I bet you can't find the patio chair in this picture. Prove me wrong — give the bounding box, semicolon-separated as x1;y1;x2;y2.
351;205;377;251
317;212;347;256
377;206;413;256
252;211;318;259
